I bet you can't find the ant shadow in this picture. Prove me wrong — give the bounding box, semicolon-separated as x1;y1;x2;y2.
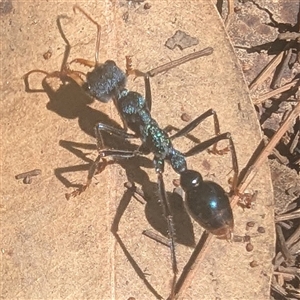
23;15;121;138
57;138;195;299
57;139;196;248
23;13;195;299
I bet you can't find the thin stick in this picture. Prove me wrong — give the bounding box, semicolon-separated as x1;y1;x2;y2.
249;51;284;90
253;80;299;104
173;232;214;298
224;0;234;28
297;5;300;63
273;271;295;280
271;148;289;165
274;225;300;269
15;169;42;179
236;101;300;206
276;224;293;264
271;279;287;297
275;210;300;222
271;48;293;89
147;47;213;77
174;102;300;299
290;130;299;154
249;41;294;90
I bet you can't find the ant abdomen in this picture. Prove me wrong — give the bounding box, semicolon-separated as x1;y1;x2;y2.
85;60;126;102
180;170;234;238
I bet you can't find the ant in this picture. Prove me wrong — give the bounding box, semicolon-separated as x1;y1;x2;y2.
24;5;239;298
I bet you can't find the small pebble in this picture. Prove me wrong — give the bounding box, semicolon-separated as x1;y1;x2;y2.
232;235;244;243
43;49;52;60
144;3;151;9
246;243;254;252
246;221;255;230
250;260;259;268
181;113;192;122
257;226;265;234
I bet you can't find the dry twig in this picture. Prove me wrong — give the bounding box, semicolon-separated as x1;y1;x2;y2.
253;80;299;104
275;224;293;264
274;225;300;269
249;41;294;91
224;0;234;28
249;51;284;91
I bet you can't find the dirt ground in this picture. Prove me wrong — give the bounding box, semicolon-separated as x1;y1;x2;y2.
1;1;274;299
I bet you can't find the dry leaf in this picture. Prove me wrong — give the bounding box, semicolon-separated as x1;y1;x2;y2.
1;1;274;299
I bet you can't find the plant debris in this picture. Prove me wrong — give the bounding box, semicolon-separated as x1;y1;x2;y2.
225;1;300;298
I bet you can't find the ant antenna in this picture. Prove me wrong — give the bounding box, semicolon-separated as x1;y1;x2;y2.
73;5;101;65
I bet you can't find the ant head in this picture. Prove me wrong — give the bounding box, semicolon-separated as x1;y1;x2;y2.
85;60;127;102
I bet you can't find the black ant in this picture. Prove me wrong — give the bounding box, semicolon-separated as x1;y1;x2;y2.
24;5;239;298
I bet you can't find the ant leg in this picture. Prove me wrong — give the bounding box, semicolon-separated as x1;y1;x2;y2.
170;109;219;140
95;122;138;152
155;161;178;297
96;124;178;293
144;75;152;111
66;123;140;199
73;5;101;65
23;62;87;91
69;4;102;69
66;148;141;199
70;58;96;68
125;56;147;78
125;56;152;110
64;70;86;87
170;109;228;155
23;14;87;92
66;154;103;199
184;132;239;192
95;123;138;140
